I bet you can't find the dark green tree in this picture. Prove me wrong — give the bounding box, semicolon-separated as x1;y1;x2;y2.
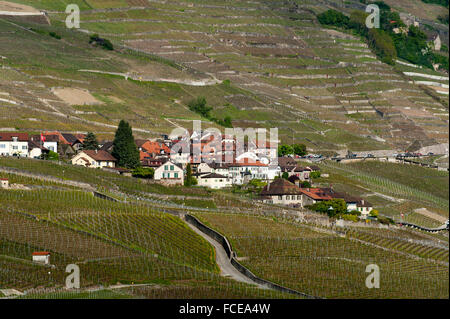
300;181;311;188
184;163;198;186
282;172;289;180
112;120;140;169
292;143;307;156
82;132;99;150
308;199;347;217
188;97;212;118
278;144;294;156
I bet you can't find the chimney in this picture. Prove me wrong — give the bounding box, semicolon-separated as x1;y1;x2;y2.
361;199;364;205
95;149;98;154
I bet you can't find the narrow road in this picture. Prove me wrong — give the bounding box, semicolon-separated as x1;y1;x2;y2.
185;221;266;288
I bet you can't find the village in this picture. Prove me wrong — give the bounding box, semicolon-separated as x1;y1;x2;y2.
0;125;375;221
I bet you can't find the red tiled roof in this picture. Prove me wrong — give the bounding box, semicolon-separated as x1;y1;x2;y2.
230;158;268;167
32;252;50;256
0;132;28;141
299;188;333;200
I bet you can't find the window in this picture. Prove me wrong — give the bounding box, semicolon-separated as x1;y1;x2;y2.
278;196;283;200
165;165;169;170
174;173;178;178
170;165;174;171
22;146;27;150
286;195;290;200
0;144;5;148
12;146;18;150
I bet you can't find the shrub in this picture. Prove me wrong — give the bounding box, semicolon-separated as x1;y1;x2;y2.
341;214;359;222
45;151;59;161
347;210;361;216
132;167;154;179
89;34;114;50
310;171;321;179
317;9;350;28
300;181;311;188
370;209;379;218
49;32;61;39
378;216;395;225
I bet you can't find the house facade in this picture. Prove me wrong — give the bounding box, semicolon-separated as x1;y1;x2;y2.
195;173;232;189
71;150;117;168
154;160;184;185
0;133;29;157
260;178;303;206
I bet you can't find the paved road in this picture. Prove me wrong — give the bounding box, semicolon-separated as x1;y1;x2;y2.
185;221;266;288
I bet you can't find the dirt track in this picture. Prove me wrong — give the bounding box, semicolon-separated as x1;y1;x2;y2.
0;1;40;13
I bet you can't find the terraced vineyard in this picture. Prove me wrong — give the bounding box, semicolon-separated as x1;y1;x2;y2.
0;187;296;298
1;0;448;152
318;160;449;214
195;212;449;299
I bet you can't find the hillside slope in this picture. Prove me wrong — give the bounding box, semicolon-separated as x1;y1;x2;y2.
0;0;448;153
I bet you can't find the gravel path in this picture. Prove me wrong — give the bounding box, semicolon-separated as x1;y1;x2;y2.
185;221;265;288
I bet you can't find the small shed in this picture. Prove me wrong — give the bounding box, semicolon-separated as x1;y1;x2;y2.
0;178;9;189
32;252;50;264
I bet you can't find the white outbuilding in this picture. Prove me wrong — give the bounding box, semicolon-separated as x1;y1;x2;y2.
32;252;50;265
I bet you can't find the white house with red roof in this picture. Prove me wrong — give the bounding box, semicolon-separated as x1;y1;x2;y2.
32;252;50;265
0;132;29;157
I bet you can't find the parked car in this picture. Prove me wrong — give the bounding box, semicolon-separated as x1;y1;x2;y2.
366;154;374;158
428;152;434;156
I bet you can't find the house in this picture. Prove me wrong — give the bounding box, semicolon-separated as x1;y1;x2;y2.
0;178;9;189
0;132;29;157
209;162;231;177
71;150;117;168
322;189;373;217
30;134;58;153
154;160;184;185
228;158;269;184
298;188;333;207
260;178;303;206
30;132;84;157
195;172;232;189
291;166;311;181
99;141;114;153
32;252;50;265
28;140;49;159
197;162;214;174
142;157;167;169
356;199;373;217
61;133;84;152
278;157;297;171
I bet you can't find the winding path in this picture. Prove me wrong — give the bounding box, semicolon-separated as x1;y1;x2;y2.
185;219;265;288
